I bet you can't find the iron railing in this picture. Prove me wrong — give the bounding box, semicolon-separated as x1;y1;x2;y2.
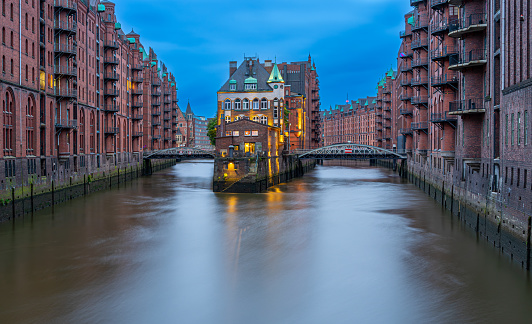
449;98;485;113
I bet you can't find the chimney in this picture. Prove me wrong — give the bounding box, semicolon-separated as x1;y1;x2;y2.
229;61;237;77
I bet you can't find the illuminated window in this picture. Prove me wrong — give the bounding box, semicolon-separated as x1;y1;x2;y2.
253;98;259;110
260;116;268;125
252;116;259;123
261;98;268;109
244;130;251;136
242;99;249;110
225;115;230;122
224;99;231;110
225;131;231;136
232;131;239;136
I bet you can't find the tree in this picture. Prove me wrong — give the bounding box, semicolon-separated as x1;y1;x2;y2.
207;117;217;146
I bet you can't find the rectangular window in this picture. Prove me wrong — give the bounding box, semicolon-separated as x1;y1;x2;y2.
232;131;239;136
244;130;251;136
252;130;258;136
525;170;528;189
511;113;515;145
525;111;528;145
225;131;231;136
517;168;521;187
518;112;521;145
506;114;509;145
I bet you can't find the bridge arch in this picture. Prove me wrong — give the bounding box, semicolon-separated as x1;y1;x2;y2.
144;147;216;160
297;143;406;160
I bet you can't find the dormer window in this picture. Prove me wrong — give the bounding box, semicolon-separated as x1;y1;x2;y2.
244;77;257;90
229;79;237;91
245;83;257;90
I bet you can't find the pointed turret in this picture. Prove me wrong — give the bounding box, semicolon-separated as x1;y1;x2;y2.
268;63;284;83
186;101;193;120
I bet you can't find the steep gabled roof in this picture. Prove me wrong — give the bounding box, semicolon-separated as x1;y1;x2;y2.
186;102;193;115
219;59;273;92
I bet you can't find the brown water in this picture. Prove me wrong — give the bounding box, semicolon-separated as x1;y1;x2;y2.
1;161;531;324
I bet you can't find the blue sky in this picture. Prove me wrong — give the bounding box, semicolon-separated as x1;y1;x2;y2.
112;0;412;117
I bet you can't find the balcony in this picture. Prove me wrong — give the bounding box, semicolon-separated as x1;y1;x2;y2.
164;107;172;113
152;100;161;106
152;90;161;97
411;122;429;131
104;89;119;97
383;88;391;94
54;66;77;76
164;99;172;104
417;149;429;156
152;79;162;86
104;41;119;50
399;30;412;38
411;96;429;105
54;21;77;33
152;135;162;140
131;76;143;83
55;119;77;129
131;88;143;96
431;112;458;125
448;49;487;70
431;0;449;10
54;43;77;55
102;104;119;113
412;57;428;68
400;51;413;59
104;127;119;135
400;78;411;87
132;132;143;138
132;114;143;120
131;101;143;108
411;38;429;50
400;108;413;116
152;109;161;116
431;19;449;35
131;64;144;70
431;73;458;87
411;76;429;86
400;94;412;101
54;88;77;98
431;45;458;61
410;0;426;7
400;63;412;73
152;120;161;127
449;13;487;38
412;17;429;31
448;98;486;115
54;0;77;11
104;72;119;81
104;57;119;65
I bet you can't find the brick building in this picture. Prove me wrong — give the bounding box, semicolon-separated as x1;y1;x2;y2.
324;0;531;231
321;97;377;147
0;0;182;189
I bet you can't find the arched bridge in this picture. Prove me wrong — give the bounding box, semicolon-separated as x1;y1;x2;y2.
144;147;216;160
295;144;406;160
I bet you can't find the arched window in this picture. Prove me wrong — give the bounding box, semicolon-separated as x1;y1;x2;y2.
80;110;85;153
261;98;268;109
242;99;249;110
10;30;13;47
25;13;28;29
2;0;4;16
32;67;34;83
260;116;268;125
273;98;279;119
25;39;28;54
224;99;231;110
26;96;35;154
252;116;259;123
25;64;28;80
253;98;259;110
2;27;4;44
10;58;13;74
90;112;95;153
10;3;13;20
123;120;126;151
234;99;241;110
225;115;230;122
1;55;4;73
32;42;34;57
3;89;15;155
32;17;34;33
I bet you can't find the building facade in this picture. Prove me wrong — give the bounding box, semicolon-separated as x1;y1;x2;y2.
0;0;183;190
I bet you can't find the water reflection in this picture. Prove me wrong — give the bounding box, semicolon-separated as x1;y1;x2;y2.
0;160;531;323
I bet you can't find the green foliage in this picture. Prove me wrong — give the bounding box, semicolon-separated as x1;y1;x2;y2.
207;117;217;146
284;108;289;126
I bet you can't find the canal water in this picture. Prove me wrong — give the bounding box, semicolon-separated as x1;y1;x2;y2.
1;161;532;323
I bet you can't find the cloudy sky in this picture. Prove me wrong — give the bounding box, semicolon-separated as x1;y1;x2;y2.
112;0;412;117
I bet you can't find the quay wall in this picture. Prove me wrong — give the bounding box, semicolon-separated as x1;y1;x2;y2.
375;159;531;272
213;155;316;193
0;158;176;224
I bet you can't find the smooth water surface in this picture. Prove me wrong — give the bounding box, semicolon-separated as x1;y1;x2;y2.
1;161;531;323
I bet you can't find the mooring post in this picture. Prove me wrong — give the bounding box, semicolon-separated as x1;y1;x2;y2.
11;187;15;222
31;183;34;220
527;216;531;271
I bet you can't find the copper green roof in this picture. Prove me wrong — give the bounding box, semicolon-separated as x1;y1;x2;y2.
408;16;415;25
244;77;257;84
229;79;237;84
97;4;105;12
268;63;284;83
127;38;135;43
114;22;121;30
387;68;394;77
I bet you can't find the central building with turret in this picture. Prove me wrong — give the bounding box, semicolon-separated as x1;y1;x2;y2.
216;57;286;156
